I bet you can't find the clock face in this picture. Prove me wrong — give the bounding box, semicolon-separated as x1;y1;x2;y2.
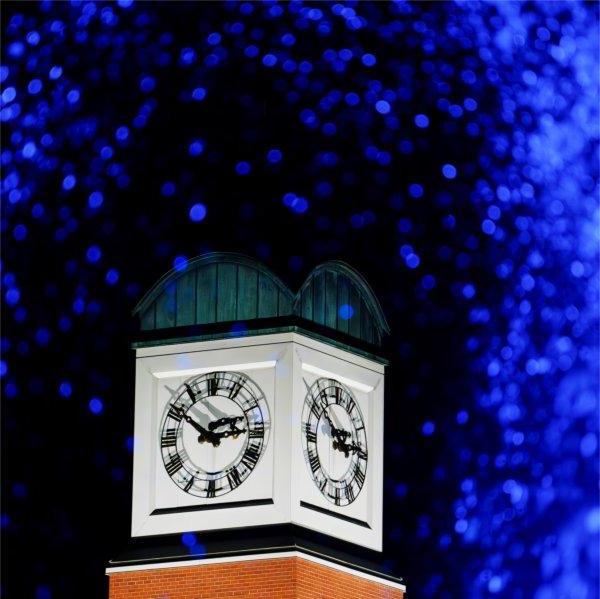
160;371;270;498
301;378;368;507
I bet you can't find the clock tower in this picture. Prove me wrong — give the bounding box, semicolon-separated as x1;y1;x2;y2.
107;253;405;598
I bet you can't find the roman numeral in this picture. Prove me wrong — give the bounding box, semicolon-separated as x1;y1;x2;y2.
184;384;196;403
305;429;317;444
228;380;243;399
227;467;242;490
319;390;329;408
334;386;342;404
354;465;366;487
308;451;320;474
357;448;368;461
316;379;329;395
319;478;327;493
208;375;219;397
165;454;183;477
206;479;216;498
167;405;184;422
243;402;257;413
161;428;178;448
248;422;264;438
310;401;321;420
241;443;261;470
184;477;194;492
331;487;342;506
343;484;355;503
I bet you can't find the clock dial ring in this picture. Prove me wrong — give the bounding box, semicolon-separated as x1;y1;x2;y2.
301;377;368;506
160;371;270;498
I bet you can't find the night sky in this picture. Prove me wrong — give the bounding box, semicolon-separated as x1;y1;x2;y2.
1;2;598;598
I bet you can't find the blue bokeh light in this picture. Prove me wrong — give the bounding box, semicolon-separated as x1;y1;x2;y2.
88;397;103;415
188;139;204;156
362;53;376;67
62;175;76;191
88;191;104;209
442;164;457;179
59;381;72;398
86;246;102;264
189;203;207;222
191;87;206;101
338;304;354;320
422;421;435;436
173;256;188;272
414;114;429;128
267;148;282;163
235;161;251;175
375;100;391;114
282;192;309;214
105;269;120;285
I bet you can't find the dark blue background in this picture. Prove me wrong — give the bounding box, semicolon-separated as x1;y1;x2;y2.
1;2;598;598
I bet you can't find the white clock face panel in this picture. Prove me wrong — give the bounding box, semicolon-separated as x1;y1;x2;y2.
132;333;382;549
291;339;384;551
301;378;368;507
160;371;270;498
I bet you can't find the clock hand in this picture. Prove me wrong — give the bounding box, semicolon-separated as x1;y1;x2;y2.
215;426;248;439
208;415;245;431
179;411;222;447
332;439;363;458
322;407;351;442
182;412;209;435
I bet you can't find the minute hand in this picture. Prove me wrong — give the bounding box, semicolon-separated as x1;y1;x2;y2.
182;413;221;446
322;408;350;442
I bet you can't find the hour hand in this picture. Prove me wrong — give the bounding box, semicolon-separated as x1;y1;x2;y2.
333;439;362;458
208;416;244;431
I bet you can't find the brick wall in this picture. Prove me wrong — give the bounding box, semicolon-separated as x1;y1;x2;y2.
108;556;405;599
295;558;403;599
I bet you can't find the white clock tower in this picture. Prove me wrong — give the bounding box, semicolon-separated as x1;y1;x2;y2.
106;253;405;598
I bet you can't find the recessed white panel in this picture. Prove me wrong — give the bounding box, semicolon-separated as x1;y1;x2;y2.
132;341;292;537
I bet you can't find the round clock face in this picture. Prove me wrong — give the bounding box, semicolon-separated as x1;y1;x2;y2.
301;378;368;506
160;371;270;498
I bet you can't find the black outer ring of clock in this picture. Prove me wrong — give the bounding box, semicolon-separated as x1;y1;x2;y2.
160;371;269;498
301;378;368;507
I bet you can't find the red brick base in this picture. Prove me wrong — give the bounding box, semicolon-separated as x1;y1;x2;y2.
108;555;405;598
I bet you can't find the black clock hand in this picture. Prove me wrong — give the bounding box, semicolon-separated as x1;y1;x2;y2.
179;411;222;447
215;426;247;439
208;416;245;431
181;412;209;435
322;407;351;442
333;439;364;458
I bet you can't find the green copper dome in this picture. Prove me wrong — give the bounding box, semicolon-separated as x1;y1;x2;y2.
133;252;390;347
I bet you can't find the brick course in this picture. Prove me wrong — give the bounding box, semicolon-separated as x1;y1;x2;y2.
108;556;404;599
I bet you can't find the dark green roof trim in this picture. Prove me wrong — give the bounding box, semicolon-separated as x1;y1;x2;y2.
133;253;390;347
131;318;389;366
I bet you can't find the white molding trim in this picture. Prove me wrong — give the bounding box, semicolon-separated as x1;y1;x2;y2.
152;360;277;379
105;550;406;592
301;362;374;392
